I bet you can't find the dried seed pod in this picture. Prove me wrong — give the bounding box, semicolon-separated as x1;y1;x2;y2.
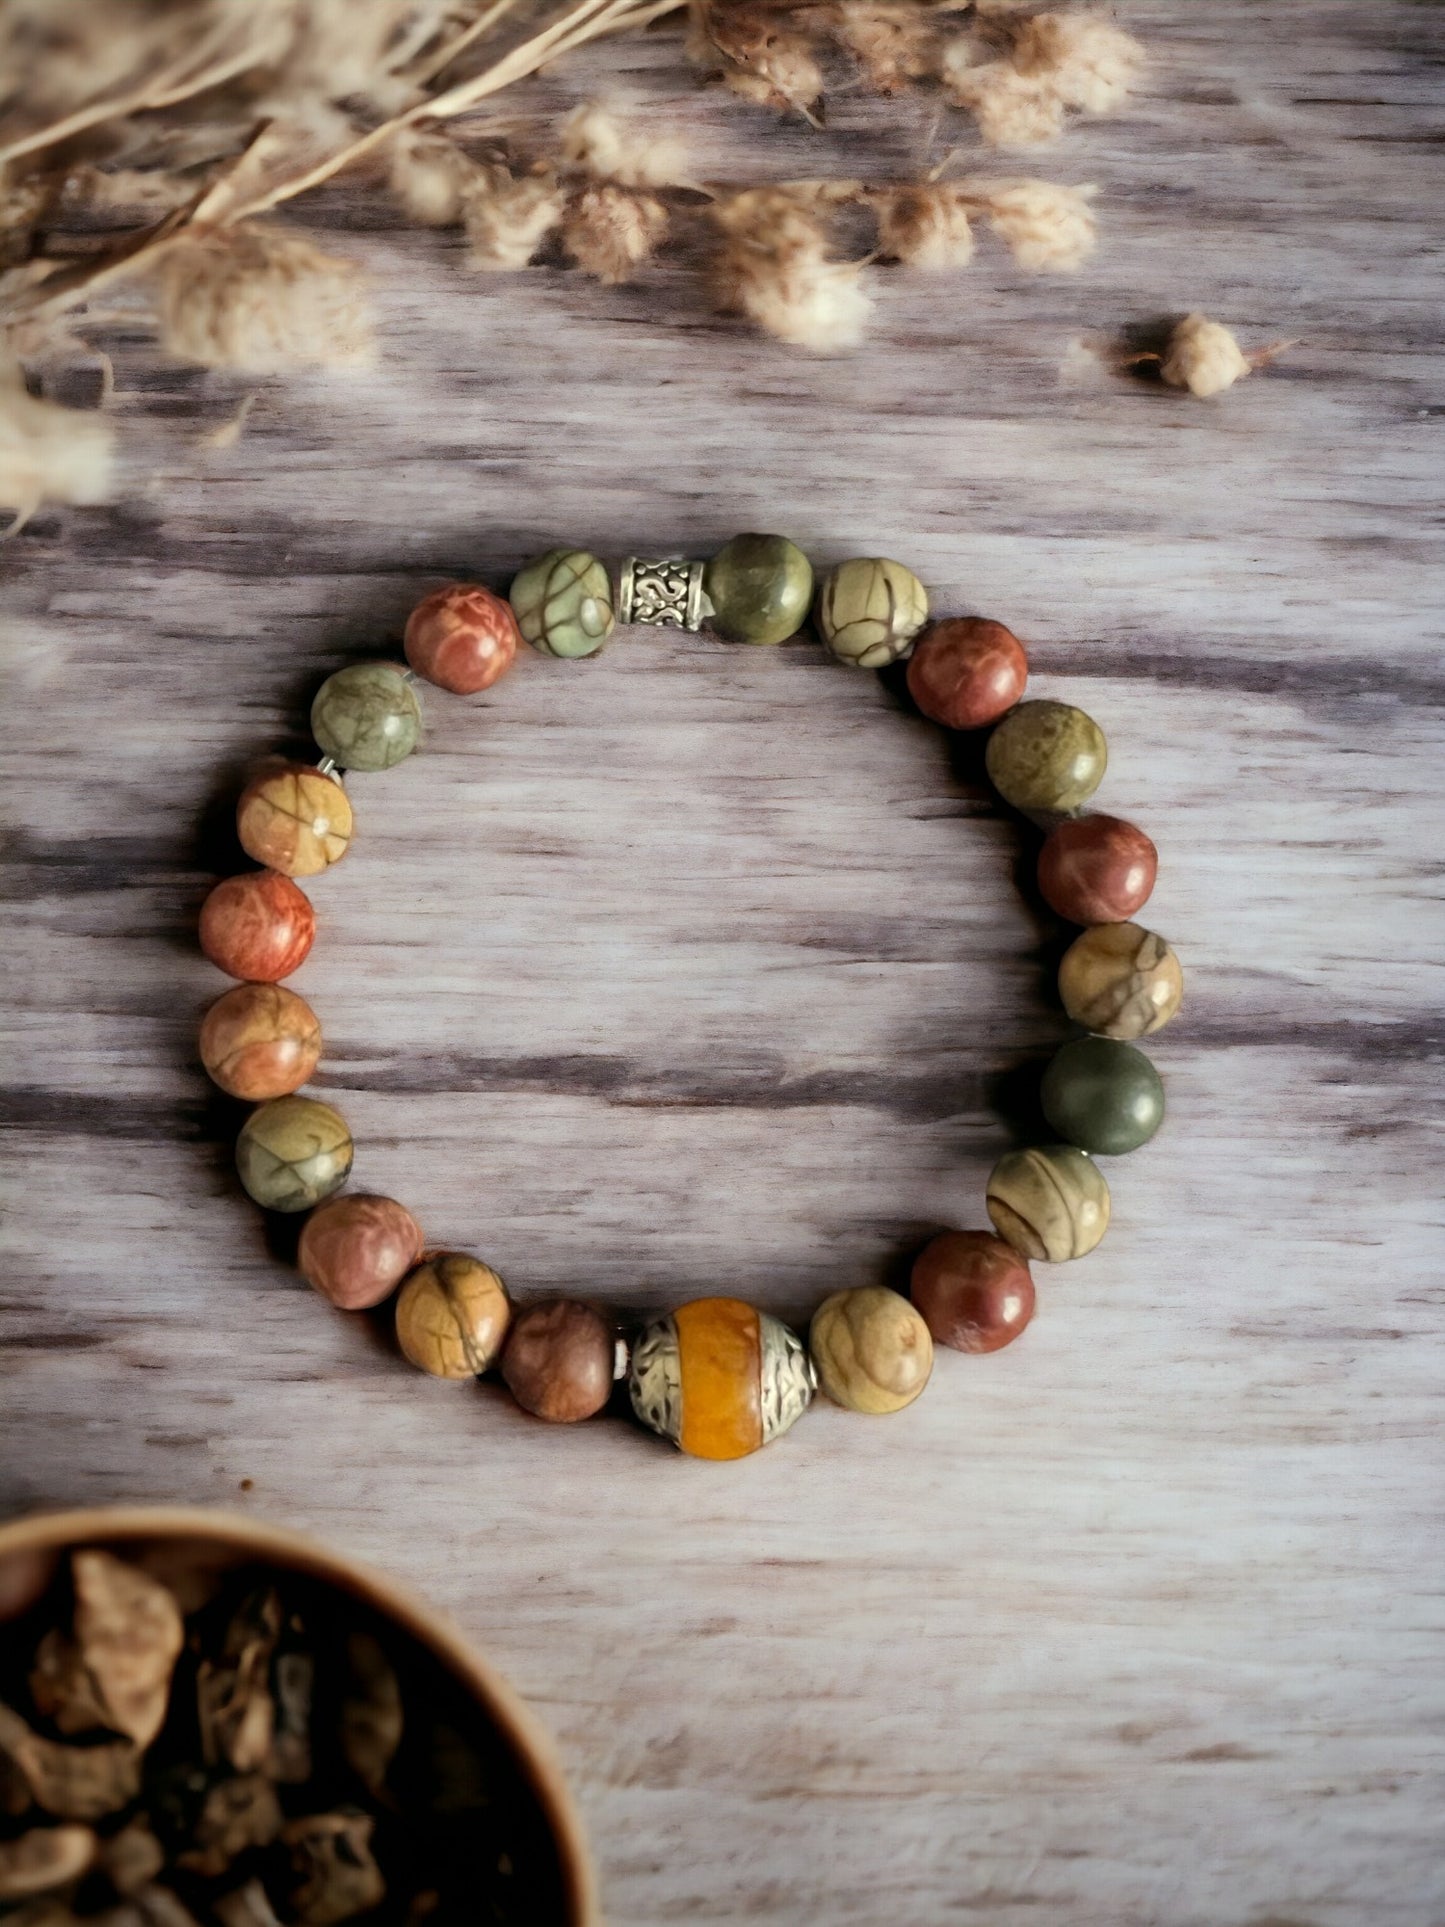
0;1704;141;1820
97;1821;165;1897
339;1632;402;1798
33;1552;184;1749
213;1880;285;1927
0;1824;96;1901
267;1648;313;1783
196;1589;281;1774
279;1812;385;1927
176;1775;284;1879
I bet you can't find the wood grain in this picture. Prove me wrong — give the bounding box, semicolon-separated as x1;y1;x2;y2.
2;5;1444;1922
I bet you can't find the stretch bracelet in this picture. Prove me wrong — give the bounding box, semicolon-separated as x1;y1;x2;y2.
197;535;1183;1461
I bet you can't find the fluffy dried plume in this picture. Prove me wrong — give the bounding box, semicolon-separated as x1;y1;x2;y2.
557;102;687;189
563;182;669;281
941;50;1066;147
971;177;1097;269
462;169;566;272
0;359;115;530
155;223;374;372
689;3;826;119
388;130;485;228
873;183;975;270
714;183;871;353
1009;12;1146;115
1159;312;1253;396
825;2;938;94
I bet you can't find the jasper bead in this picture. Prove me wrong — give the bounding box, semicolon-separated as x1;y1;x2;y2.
986;1145;1110;1261
311;663;421;772
510;549;614;658
298;1194;424;1311
1038;814;1157;924
237;764;353;878
404;584;519;694
501;1299;615;1422
1042;1036;1165;1155
628;1297;814;1459
1059;921;1183;1039
906;617;1029;731
703;533;813;645
199;983;321;1101
910;1231;1035;1354
816;557;928;667
236;1095;353;1213
199;871;316;982
985;700;1106;814
395;1252;510;1380
810;1286;932;1414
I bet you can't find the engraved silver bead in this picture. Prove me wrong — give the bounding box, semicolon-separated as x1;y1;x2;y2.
618;557;712;632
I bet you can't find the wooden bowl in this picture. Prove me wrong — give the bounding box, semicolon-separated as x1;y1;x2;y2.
0;1505;601;1926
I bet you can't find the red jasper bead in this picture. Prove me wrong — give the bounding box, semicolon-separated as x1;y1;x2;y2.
404;583;520;694
199;871;316;982
1037;813;1158;924
911;1230;1035;1354
298;1194;425;1311
905;617;1028;731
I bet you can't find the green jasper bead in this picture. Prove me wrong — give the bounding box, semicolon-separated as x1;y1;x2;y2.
816;557;929;668
985;700;1107;814
510;549;614;659
704;533;813;645
1041;1036;1164;1155
311;663;421;772
237;1095;354;1212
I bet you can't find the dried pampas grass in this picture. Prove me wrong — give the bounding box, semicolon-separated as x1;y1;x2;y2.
941;7;1145;146
462;170;567;272
714;185;871;354
155;224;375;372
975;178;1097;270
873;183;975;271
564;181;670;281
1156;313;1296;397
690;2;826;119
0;362;115;529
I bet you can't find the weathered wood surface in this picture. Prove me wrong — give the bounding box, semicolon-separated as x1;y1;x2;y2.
2;4;1444;1921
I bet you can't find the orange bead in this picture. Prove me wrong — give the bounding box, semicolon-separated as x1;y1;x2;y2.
237;763;353;879
404;584;520;694
200;870;316;982
199;983;321;1100
675;1297;764;1462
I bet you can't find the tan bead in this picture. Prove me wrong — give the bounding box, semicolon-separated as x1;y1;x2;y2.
237;764;353;879
501;1300;615;1422
1059;921;1183;1039
986;1146;1110;1262
816;557;929;668
395;1252;510;1380
199;983;321;1100
810;1286;933;1415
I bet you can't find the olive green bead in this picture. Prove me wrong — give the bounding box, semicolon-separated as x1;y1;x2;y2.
510;549;614;658
1041;1036;1165;1155
815;557;929;668
703;533;813;645
311;663;421;772
985;700;1107;814
986;1144;1110;1261
236;1095;354;1213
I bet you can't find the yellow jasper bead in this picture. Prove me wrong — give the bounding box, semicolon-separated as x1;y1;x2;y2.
809;1286;933;1414
986;1145;1110;1261
628;1297;815;1460
237;763;353;879
395;1252;510;1380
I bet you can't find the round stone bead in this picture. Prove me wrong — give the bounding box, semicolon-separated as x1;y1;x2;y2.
395;1252;511;1380
510;549;614;658
628;1297;814;1460
986;1145;1110;1262
1059;922;1183;1039
501;1299;615;1422
1042;1036;1165;1155
311;663;421;772
403;584;519;694
815;557;928;668
985;700;1106;814
199;871;316;982
810;1286;933;1414
703;533;813;645
236;1095;353;1214
910;1230;1035;1354
906;617;1028;731
297;1194;424;1311
199;983;321;1101
1037;814;1157;925
237;764;353;878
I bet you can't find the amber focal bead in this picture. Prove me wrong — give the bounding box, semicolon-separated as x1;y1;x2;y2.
985;700;1107;814
674;1297;764;1459
810;1286;933;1414
1059;921;1183;1039
501;1299;615;1422
911;1231;1035;1353
404;584;520;695
1037;814;1157;925
298;1194;424;1311
395;1252;510;1380
200;871;316;983
200;983;321;1100
906;617;1029;731
237;764;353;879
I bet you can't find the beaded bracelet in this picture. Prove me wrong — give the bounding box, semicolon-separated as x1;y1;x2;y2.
198;535;1183;1461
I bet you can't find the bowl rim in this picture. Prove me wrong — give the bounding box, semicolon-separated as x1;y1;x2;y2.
0;1504;602;1927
